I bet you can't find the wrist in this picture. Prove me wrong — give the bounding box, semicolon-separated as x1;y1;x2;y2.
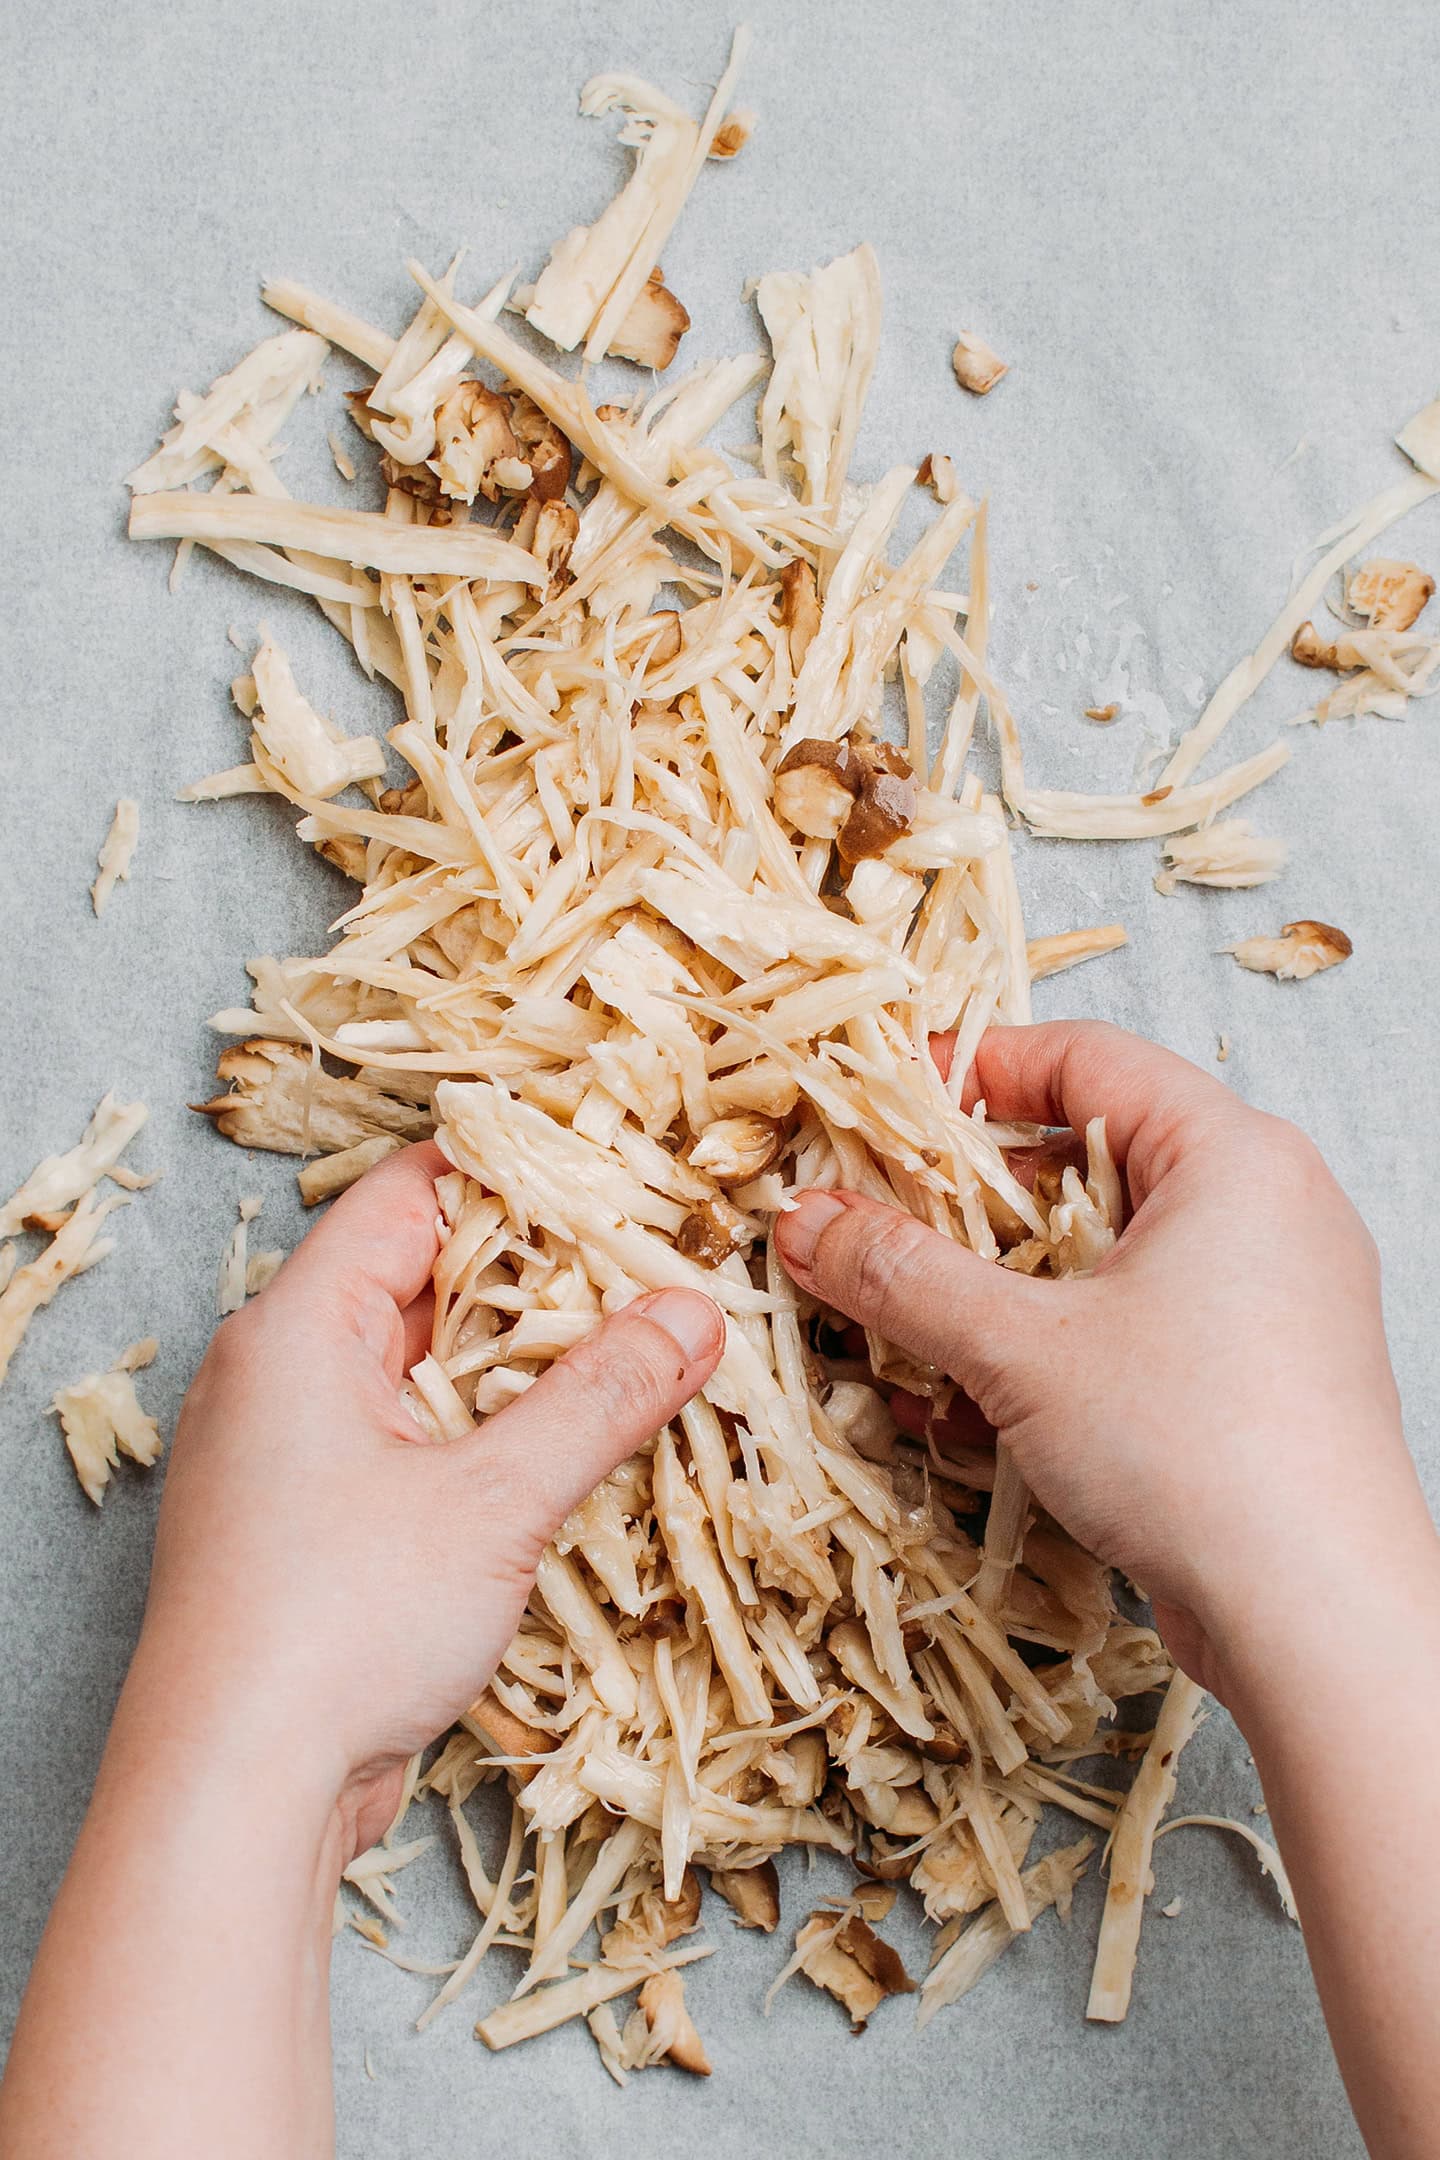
1200;1503;1440;1739
107;1629;353;1868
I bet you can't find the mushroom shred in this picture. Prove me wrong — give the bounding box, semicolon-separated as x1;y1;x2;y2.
49;1339;163;1506
123;29;1310;2076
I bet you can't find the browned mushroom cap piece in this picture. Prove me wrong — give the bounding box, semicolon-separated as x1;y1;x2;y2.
1290;621;1340;670
775;736;860;788
1346;557;1435;631
379;450;444;502
1227;918;1353;981
676;1196;750;1266
689;1113;787;1183
506;390;572;501
632;1594;689;1641
707;108;756;160
838;760;916;865
610;266;691;371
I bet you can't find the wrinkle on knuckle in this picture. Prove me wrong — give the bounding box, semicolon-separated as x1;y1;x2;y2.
553;1323;667;1437
842;1208;931;1339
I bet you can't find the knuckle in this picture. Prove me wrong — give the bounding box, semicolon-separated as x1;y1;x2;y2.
551;1319;673;1437
843;1208;933;1339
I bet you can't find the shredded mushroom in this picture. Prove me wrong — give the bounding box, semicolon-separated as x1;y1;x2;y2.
119;30;1351;2076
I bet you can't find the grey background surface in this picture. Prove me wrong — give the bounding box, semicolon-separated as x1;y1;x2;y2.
2;1;1438;2154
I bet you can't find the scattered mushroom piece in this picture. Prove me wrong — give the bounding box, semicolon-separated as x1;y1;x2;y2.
709;1860;781;1931
0;1188;130;1389
951;331;1007;396
1154;819;1288;894
1226;919;1352;981
0;1095;149;1241
91;799;139;917
1346;556;1434;631
609;267;691;372
785;1907;915;2031
707;107;756;159
193;1039;433;1155
631;1969;711;2075
1026;925;1128;981
50;1339;162;1506
1083;703;1119;723
916;452;959;504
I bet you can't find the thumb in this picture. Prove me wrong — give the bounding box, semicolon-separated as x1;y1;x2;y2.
459;1287;724;1550
775;1189;1065;1416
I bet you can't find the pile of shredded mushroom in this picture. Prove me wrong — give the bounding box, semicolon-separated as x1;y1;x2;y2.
121;30;1414;2072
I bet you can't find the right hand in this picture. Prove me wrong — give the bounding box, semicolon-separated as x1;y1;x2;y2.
774;1019;1432;1695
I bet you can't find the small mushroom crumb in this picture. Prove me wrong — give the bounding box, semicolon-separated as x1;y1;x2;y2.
1084;703;1119;723
1160;1897;1185;1919
1217;1033;1231;1063
92;799;140;917
1139;786;1172;808
916;452;959;504
1226;920;1353;982
1346;557;1434;631
707;108;756;159
609;267;691;372
328;431;357;483
951;331;1008;396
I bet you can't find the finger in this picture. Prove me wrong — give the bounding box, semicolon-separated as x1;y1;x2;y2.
280;1141;447;1354
964;1021;1241;1201
400;1287;436;1377
776;1188;1063;1418
891;1387;995;1454
462;1288;724;1542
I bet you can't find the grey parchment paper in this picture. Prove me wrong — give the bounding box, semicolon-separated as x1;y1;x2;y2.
2;3;1438;2154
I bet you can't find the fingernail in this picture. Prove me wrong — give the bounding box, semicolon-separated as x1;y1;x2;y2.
780;1190;849;1273
641;1289;722;1364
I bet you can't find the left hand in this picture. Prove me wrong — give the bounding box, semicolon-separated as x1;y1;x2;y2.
139;1142;723;1855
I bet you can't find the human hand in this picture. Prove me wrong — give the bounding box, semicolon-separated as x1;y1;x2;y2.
774;1019;1432;1698
136;1142;723;1855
